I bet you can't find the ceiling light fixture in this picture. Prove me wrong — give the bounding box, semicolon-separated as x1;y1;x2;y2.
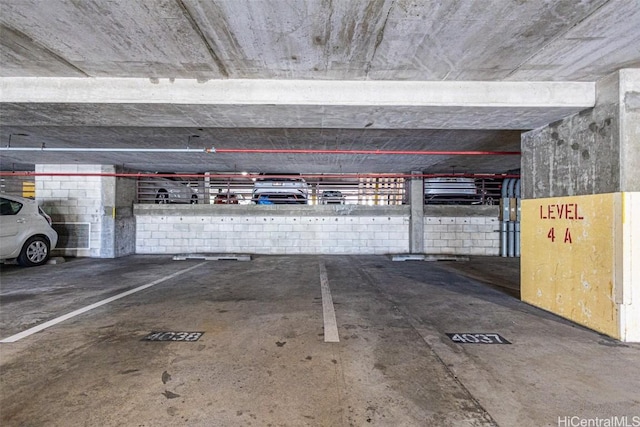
2;133;214;153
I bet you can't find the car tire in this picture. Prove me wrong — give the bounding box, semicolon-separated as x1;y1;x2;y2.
190;194;198;204
17;236;50;267
155;190;169;204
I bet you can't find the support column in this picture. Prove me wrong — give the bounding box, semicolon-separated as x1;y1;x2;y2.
36;164;136;258
111;166;137;257
521;69;640;342
409;171;424;253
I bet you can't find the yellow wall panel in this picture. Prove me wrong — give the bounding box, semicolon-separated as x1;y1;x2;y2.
22;181;35;198
521;193;619;338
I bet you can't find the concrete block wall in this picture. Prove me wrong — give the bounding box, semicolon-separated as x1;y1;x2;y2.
134;205;501;256
136;212;410;255
36;164;107;257
424;216;500;256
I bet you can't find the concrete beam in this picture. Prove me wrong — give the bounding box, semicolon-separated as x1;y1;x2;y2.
0;78;595;130
1;77;595;107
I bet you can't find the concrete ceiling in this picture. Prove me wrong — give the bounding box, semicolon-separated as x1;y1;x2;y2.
1;0;639;174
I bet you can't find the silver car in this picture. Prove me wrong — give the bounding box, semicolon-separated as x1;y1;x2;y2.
320;190;345;204
138;176;199;204
252;175;309;204
424;177;482;204
0;194;58;266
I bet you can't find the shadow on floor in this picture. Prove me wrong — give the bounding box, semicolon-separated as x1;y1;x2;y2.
437;256;520;298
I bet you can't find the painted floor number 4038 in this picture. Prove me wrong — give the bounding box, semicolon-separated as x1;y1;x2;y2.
446;333;511;344
142;331;204;342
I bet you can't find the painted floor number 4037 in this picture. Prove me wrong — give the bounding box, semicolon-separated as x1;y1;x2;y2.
446;333;511;344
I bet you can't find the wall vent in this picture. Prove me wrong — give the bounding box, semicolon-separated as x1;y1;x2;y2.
52;222;91;249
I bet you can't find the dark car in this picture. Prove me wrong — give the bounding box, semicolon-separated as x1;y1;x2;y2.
214;192;239;204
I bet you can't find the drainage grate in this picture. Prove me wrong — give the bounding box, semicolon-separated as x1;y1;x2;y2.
173;253;251;261
391;254;426;261
391;254;470;261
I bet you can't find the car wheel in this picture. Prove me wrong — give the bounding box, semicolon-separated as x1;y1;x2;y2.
156;190;169;204
17;236;50;267
190;194;198;204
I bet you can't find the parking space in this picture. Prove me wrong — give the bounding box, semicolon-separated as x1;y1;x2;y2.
2;2;639;425
1;256;639;426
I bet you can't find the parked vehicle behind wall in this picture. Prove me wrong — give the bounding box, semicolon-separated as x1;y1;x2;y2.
138;175;199;204
320;190;345;204
424;177;482;204
252;175;309;204
214;191;239;204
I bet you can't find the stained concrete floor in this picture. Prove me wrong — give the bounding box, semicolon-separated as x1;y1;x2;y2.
1;255;639;427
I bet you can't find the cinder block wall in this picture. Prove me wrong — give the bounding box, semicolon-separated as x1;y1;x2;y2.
422;205;501;256
35;164;137;258
135;205;410;255
134;204;500;256
424;216;500;256
36;165;107;257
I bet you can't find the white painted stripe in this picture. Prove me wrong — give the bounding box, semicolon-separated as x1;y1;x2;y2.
0;262;208;343
319;261;340;343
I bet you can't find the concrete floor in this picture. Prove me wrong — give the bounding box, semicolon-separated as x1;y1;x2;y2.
1;255;638;427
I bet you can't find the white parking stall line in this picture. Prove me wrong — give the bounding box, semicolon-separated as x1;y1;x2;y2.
0;262;208;344
319;260;340;343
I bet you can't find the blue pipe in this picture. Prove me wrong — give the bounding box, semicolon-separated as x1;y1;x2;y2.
500;178;512;257
507;179;516;257
514;179;521;258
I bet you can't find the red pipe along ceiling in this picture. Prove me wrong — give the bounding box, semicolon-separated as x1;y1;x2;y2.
214;148;521;155
0;172;521;179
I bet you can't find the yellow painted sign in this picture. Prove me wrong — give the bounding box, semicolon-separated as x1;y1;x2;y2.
521;193;619;338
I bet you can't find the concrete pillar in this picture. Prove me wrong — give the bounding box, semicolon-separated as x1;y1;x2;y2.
112;167;137;257
203;172;211;205
409;171;424;253
36;164;136;258
521;69;640;342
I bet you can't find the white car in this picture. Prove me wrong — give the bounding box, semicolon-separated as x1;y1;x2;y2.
320;190;345;204
0;194;58;266
424;177;482;204
252;175;309;204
